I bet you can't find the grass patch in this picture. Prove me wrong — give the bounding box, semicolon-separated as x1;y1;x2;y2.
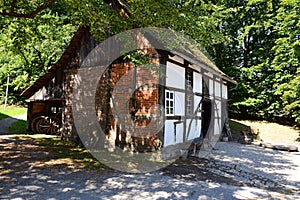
8;119;27;133
0;105;27;120
229;119;250;141
231;119;300;144
31;137;111;170
36;137;169;172
4;135;170;172
0;135;113;174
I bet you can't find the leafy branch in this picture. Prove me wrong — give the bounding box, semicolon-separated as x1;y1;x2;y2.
0;0;56;18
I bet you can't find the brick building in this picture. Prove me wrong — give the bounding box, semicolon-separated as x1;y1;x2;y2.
21;26;236;156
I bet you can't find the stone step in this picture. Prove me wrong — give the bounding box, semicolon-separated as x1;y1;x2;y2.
260;142;299;152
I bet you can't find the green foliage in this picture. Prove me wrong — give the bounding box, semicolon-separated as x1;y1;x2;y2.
128;0;228;48
271;0;300;123
278;70;300;123
218;0;300;124
0;8;76;104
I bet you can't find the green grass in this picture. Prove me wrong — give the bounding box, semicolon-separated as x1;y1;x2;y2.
228;119;251;141
31;137;111;169
8;119;27;133
9;136;168;172
1;135;111;171
233;119;300;144
0;105;27;120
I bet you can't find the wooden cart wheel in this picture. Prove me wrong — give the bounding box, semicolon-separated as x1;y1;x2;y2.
47;116;61;135
35;116;61;135
31;115;46;133
35;116;48;134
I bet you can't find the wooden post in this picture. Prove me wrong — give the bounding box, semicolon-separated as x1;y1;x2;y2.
4;76;9;111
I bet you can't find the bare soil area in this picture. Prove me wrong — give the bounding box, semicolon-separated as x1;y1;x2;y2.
1;134;300;199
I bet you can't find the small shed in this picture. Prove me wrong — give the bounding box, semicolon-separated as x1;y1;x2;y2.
21;26;236;155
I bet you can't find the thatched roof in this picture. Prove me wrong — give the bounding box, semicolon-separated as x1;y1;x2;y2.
143;28;236;84
21;27;236;99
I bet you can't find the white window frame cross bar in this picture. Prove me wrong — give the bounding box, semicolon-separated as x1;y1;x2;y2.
165;90;175;116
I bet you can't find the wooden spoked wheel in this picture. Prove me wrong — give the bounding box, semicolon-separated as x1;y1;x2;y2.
31;115;45;133
31;116;61;135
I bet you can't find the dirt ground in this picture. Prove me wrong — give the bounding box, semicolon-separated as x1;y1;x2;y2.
0;135;239;185
1;134;300;199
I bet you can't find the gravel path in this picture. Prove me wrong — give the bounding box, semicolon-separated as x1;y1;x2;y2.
0;135;300;199
0;114;27;133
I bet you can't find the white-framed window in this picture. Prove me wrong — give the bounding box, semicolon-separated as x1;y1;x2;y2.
165;90;175;116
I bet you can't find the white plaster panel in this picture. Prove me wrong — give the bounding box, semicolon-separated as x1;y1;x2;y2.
214;100;222;118
193;72;202;93
209;79;214;96
166;61;185;90
194;96;202;116
213;99;222;136
215;81;221;97
164;120;184;147
175;91;185;115
222;84;228;99
186;119;201;140
164;120;176;147
176;123;184;144
214;118;222;135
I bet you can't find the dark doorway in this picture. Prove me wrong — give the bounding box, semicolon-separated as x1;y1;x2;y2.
201;98;212;138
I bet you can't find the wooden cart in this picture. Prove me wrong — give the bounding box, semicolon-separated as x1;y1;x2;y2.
27;99;63;135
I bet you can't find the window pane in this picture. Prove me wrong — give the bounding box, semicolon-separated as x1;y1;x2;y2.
165;90;175;115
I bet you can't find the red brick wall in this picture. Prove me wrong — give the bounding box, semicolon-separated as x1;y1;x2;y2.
95;60;162;152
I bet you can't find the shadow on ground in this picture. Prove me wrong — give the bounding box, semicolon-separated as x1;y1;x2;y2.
0;136;299;199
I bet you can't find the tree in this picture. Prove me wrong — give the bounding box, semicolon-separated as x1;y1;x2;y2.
214;0;299;124
0;10;76;104
1;0;228;102
272;0;300;123
0;0;56;18
1;0;299;125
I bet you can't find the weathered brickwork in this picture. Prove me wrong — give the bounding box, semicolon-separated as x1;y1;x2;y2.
95;59;162;152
